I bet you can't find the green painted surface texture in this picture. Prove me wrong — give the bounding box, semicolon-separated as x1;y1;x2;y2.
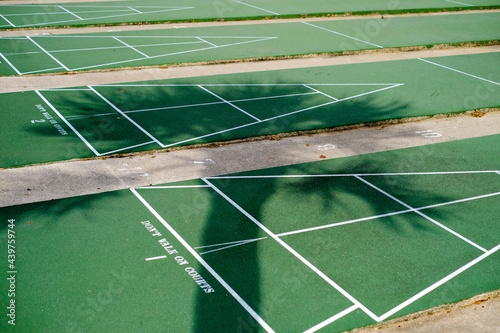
0;12;499;75
1;52;499;168
1;0;499;28
1;134;499;332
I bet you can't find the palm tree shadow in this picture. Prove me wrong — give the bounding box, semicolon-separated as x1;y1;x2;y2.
192;156;453;332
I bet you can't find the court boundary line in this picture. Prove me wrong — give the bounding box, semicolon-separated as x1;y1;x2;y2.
443;0;473;6
203;176;499;324
303;84;339;101
0;6;195;28
131;172;499;328
230;0;280;16
0;51;21;75
354;175;488;252
35;90;101;156
302;21;384;49
112;36;150;58
100;140;156;156
128;7;142;14
198;84;262;122
194;237;268;250
130;188;276;333
58;83;401;151
199;238;266;255
208;170;500;179
69;36;277;72
167;177;498;249
162;83;403;148
88;85;165;147
26;36;70;71
277;190;500;238
0;13;15;27
418;58;500;86
378;244;500;321
304;305;359;333
58;6;83;21
202;178;380;322
1;35;277;74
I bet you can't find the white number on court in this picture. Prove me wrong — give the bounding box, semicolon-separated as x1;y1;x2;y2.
30;119;46;124
415;130;442;138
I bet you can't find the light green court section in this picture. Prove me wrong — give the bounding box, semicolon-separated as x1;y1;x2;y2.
1;134;498;332
1;52;499;168
0;12;499;75
0;0;499;28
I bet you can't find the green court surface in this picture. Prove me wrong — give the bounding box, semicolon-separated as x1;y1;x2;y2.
1;52;499;168
1;134;499;332
1;12;499;75
0;0;499;28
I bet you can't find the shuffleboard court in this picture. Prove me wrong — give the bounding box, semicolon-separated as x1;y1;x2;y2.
1;134;499;332
1;52;499;168
0;0;499;29
0;12;499;75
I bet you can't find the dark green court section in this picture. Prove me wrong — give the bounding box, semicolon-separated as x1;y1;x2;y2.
1;0;499;29
1;135;498;332
1;12;499;75
1;52;499;168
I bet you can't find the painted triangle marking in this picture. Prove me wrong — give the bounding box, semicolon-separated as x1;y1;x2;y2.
0;5;194;28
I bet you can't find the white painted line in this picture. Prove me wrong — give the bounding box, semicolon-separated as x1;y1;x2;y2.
230;0;280;15
85;91;318;118
208;170;499;180
0;52;22;75
20;67;65;75
354;176;488;253
97;83;401;87
136;185;211;189
68;37;277;72
58;6;84;20
26;36;70;71
198;85;262;122
197;37;217;48
303;84;339;101
145;255;167;261
31;35;275;40
202;178;380;322
87;86;164;147
130;188;275;333
194;237;268;250
14;7;195;28
4;9;131;17
41;88;92;92
261;84;403;122
0;14;16;27
418;191;500;211
418;58;500;86
302;21;384;49
35;90;101;156
112;36;150;58
162;83;403;147
443;0;473;6
128;6;143;14
100;140;156;156
208;189;500;240
277;209;414;237
303;305;359;333
155;120;260;148
49;41;204;54
378;244;500;321
200;239;264;255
